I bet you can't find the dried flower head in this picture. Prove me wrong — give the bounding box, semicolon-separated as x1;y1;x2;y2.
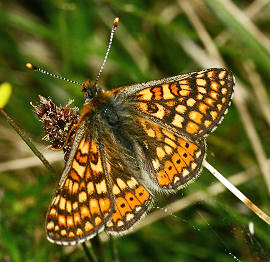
31;96;80;160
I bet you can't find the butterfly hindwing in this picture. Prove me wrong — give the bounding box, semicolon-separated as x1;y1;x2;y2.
118;68;234;138
105;174;152;233
46;131;114;245
138;118;205;189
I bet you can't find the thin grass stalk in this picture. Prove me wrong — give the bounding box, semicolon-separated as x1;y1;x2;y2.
0;108;55;174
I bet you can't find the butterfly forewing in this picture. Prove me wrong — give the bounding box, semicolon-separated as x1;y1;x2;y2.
46;130;114;245
119;68;234;138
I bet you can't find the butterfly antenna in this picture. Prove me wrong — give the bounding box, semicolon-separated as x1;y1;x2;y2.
93;17;119;88
25;62;82;87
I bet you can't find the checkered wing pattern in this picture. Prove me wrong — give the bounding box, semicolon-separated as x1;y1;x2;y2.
46;135;113;245
138;118;205;189
120;68;234;138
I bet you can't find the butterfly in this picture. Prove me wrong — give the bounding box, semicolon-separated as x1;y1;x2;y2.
43;66;234;245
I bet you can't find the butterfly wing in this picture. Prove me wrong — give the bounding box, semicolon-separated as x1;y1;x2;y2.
46;124;114;245
117;68;234;138
136;117;205;189
105;173;152;233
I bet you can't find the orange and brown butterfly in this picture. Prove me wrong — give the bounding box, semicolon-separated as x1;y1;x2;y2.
27;17;234;245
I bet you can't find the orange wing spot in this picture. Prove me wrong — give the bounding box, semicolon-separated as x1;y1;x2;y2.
152;86;163;100
198;103;209;114
111;208;123;223
67;180;73;194
172;153;185;173
196;78;207;86
210;111;218;120
218;71;226;79
95;216;102;226
47;221;54;230
162;84;175;99
79;191;87;203
87;182;94;195
171;114;184;128
74;212;81;225
113;184;121;195
67;216;74;228
71;182;79;195
152;158;160;170
198;87;207;94
70;170;80;182
156;146;166;160
204;120;212;128
72;160;86;178
179;90;190;96
73;201;78;210
69;232;75;238
153;126;163;140
125;192;141;209
221;97;226;103
116;197;132;215
135;186;150;203
145;127;156;138
136;88;153;100
164;137;177;148
189;111;203;124
205;97;215;106
187;98;196;107
164;145;173;155
59;197;66;210
221;88;228;95
99;198;110;213
89;199;101;215
164;160;178;181
170;83;180;96
81;206;90;219
58;215;66;227
117;178;127;190
178;138;198;155
186;122;199;134
178;80;189;85
76;151;88;164
220;80;226;85
126;177;138;188
49;208;57;218
79;138;90;154
60;229;67;236
210;91;218;100
66;200;72;213
217;104;223;111
55;225;59;231
197;94;203;100
85;221;94;232
207;71;216;78
210;81;220;91
76;228;83;236
162;125;176;139
157;170;171;186
196;73;205;78
165;101;177;107
175;105;187;114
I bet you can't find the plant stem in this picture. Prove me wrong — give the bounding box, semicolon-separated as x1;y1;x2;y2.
82;242;97;262
90;235;106;262
109;235;120;262
0;108;55;173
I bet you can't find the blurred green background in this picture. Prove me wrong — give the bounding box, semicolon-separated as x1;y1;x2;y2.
1;0;270;261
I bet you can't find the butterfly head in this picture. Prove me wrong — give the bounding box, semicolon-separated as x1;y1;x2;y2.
81;80;104;103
